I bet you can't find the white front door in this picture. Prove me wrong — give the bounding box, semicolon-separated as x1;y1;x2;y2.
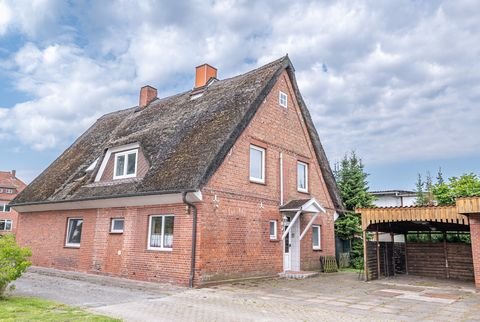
283;216;301;271
283;217;291;271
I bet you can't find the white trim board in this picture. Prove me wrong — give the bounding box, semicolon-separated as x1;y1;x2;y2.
13;191;203;213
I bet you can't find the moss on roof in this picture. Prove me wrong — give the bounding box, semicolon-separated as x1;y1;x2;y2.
13;56;343;212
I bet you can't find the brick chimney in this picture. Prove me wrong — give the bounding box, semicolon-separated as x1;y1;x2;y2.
195;64;217;88
139;85;157;108
11;170;16;178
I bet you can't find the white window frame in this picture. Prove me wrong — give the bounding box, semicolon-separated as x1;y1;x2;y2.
312;225;321;250
297;161;309;193
65;218;83;248
5;188;14;194
148;215;174;251
269;220;277;240
279;91;288;108
1;204;10;212
0;219;12;231
110;218;124;233
113;149;138;180
249;145;265;184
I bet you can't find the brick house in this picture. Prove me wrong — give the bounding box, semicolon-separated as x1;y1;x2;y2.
0;170;27;235
12;56;343;287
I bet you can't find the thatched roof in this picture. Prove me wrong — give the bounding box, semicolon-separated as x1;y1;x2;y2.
13;56;343;212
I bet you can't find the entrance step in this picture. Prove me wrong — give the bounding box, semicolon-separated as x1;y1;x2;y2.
279;271;319;279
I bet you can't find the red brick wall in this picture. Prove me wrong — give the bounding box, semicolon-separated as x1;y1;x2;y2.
17;204;193;286
469;214;480;288
200;70;336;281
195;191;283;282
17;209;96;272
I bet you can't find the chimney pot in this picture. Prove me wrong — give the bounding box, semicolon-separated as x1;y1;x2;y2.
11;170;16;178
139;85;158;108
195;64;217;88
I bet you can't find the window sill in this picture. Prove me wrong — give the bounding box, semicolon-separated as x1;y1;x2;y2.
147;248;173;252
109;231;124;234
297;189;309;194
113;175;137;180
312;247;322;251
250;178;266;185
64;245;80;249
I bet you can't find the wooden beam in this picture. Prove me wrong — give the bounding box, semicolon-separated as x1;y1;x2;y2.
282;210;302;240
376;228;380;279
363;230;368;281
443;231;450;279
299;212;319;241
404;233;409;275
391;232;395;277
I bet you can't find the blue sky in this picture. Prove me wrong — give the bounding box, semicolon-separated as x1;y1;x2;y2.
1;0;480;191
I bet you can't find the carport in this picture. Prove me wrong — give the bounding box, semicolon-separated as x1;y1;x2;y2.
356;200;480;287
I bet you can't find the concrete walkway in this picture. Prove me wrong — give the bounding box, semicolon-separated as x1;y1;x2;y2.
11;267;480;321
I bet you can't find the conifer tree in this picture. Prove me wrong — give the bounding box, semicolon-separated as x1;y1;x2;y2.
333;151;374;268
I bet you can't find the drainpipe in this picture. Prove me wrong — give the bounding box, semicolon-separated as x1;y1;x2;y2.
280;152;284;205
183;191;198;288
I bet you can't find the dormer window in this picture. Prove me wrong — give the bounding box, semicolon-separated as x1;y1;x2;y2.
113;149;138;179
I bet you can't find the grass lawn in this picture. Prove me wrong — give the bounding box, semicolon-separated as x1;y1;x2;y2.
0;296;120;321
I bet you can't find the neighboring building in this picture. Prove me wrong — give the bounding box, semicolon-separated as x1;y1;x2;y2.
0;170;27;235
370;190;416;207
12;56;343;287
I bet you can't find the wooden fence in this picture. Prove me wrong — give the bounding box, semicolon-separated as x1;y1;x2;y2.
366;241;473;281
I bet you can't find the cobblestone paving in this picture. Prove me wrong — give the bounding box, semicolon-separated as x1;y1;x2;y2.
12;267;480;322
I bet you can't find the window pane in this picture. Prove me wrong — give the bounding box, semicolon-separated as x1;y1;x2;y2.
163;216;174;248
68;219;83;245
4;205;10;212
270;221;276;236
112;219;124;231
126;153;136;175
0;221;5;230
116;155;125;176
312;227;319;247
150;217;162;247
250;147;263;180
298;163;306;190
5;220;11;231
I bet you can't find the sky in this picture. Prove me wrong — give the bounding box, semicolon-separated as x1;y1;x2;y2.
1;0;479;191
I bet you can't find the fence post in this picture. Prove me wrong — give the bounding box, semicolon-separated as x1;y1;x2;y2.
443;231;449;279
363;230;368;281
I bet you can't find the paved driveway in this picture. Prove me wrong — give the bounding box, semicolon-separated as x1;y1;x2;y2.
11;267;480;321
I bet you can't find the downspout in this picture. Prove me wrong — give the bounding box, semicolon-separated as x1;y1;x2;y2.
280;152;284;205
182;191;198;288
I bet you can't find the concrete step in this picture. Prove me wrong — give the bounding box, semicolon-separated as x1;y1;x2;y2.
279;271;320;279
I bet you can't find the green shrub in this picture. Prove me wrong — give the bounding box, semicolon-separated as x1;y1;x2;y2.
0;234;32;297
351;256;364;270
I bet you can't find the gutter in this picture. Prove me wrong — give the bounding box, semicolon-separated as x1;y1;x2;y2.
10;189;198;207
182;191;198;288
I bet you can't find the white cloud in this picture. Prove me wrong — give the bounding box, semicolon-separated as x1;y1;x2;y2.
0;1;12;35
3;43;135;149
0;0;64;38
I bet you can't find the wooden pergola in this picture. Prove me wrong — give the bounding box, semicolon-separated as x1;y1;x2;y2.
358;205;469;232
356;204;471;281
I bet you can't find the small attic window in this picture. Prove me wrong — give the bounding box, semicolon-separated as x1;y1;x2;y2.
113;149;138;180
279;91;288;108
